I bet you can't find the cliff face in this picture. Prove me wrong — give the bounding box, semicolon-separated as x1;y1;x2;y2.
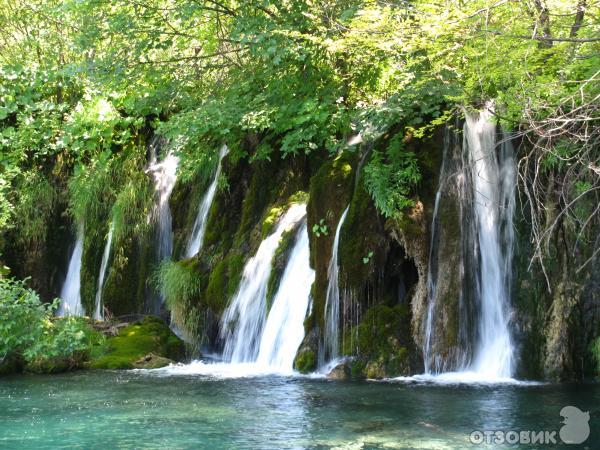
4;125;598;381
513;206;600;381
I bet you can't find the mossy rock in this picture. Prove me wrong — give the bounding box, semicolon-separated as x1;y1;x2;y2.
266;225;299;311
205;252;245;314
90;317;184;369
342;304;415;378
0;353;22;376
133;353;174;369
338;176;388;294
326;359;365;381
294;349;317;374
306;154;354;330
25;351;89;374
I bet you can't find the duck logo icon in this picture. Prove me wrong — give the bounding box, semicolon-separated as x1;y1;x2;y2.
559;406;590;444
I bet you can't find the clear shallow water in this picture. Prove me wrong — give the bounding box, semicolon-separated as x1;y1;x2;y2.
1;370;598;449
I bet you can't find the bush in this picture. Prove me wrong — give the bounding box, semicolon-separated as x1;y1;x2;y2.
0;277;99;374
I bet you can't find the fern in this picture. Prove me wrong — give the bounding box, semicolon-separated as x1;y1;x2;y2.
363;135;421;218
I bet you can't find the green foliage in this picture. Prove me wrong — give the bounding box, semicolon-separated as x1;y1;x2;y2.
0;277;97;373
363;136;421;218
312;219;329;237
13;172;57;246
111;164;153;244
155;259;203;313
154;259;206;339
68;152;114;226
60;98;141;159
0;277;49;358
1;0;598;369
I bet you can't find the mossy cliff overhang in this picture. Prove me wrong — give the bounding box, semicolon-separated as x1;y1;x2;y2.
167;138;313;344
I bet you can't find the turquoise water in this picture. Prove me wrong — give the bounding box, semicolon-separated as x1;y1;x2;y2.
0;370;598;449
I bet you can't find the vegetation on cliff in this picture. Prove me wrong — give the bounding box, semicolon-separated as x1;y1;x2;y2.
0;1;597;379
0;277;101;374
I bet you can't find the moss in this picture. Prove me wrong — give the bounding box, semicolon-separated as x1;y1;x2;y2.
341;304;414;378
205;259;228;311
265;226;297;310
338;179;385;291
294;349;317;374
262;206;284;238
90;317;184;369
227;253;245;298
306;153;354;330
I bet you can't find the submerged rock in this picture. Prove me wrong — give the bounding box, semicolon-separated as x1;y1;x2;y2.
133;353;174;369
326;359;366;381
327;361;351;380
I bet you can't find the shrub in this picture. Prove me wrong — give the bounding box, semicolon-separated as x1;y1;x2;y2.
0;277;99;374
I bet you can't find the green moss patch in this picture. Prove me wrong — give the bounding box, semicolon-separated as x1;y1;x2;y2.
90;317;184;369
294;349;317;374
342;304;414;378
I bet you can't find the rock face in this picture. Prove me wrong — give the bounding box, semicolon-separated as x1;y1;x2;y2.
133;353;174;369
3;125;598;381
512;207;599;380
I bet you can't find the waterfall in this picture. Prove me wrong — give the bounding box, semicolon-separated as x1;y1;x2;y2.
322;206;349;363
423;107;515;380
464;109;514;377
185;145;229;258
93;224;114;321
256;223;315;371
423;147;446;374
146;136;179;313
148;138;179;264
220;203;308;364
57;227;85;317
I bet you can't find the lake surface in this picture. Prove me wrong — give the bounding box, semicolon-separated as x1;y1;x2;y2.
1;366;598;449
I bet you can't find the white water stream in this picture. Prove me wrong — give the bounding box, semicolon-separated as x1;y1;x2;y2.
57;227;85;317
185;145;229;258
423;107;515;381
93;224;113;321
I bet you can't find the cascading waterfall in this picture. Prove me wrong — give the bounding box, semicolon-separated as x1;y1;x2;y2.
148;138;179;264
185;145;229;258
464;109;515;377
146;136;179;313
220;203;308;364
423;107;515;380
57;227;85;317
93;224;114;321
256;222;315;371
322;206;349;363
